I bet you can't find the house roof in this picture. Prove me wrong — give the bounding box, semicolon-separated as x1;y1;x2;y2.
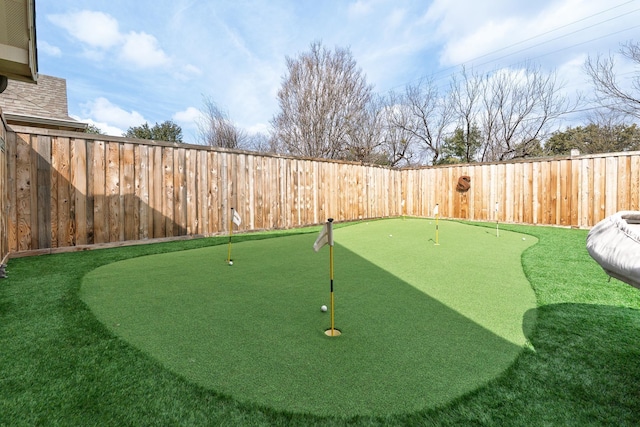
0;74;86;131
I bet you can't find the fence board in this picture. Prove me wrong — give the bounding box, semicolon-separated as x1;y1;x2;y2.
92;141;107;243
632;156;640;211
136;144;149;239
72;138;87;245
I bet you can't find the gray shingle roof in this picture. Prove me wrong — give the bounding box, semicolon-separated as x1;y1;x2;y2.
0;74;75;121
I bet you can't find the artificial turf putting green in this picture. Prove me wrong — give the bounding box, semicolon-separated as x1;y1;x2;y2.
80;218;537;417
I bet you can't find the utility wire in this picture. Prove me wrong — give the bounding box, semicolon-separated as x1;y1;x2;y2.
383;0;640;92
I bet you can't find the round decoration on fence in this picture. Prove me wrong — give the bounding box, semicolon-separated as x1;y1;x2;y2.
456;176;471;192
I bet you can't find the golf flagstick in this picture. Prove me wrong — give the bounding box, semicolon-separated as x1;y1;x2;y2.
434;204;440;245
227;207;242;264
313;218;339;337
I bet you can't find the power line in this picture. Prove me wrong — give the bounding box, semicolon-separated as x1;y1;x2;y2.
382;0;640;92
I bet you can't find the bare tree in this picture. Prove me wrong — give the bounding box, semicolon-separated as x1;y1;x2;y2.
449;68;484;161
451;65;574;161
387;78;453;165
198;96;246;149
585;41;640;119
271;41;373;159
343;95;386;163
244;132;273;154
487;66;574;160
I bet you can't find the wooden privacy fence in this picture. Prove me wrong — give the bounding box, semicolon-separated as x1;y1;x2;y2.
3;127;400;255
0;113;7;263
402;155;640;228
1;126;639;258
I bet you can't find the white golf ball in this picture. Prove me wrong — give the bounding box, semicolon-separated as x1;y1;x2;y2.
321;305;327;312
522;237;526;241
228;261;233;265
389;234;392;237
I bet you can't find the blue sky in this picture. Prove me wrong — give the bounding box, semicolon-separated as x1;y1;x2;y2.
36;0;640;143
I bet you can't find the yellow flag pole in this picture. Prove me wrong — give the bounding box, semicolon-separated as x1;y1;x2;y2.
227;207;234;264
328;218;335;336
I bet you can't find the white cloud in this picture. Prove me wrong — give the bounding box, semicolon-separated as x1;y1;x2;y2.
247;122;270;135
48;10;172;70
80;97;146;132
173;106;202;123
119;31;171;68
348;0;373;17
71;116;126;137
48;10;122;49
425;0;636;69
38;40;62;57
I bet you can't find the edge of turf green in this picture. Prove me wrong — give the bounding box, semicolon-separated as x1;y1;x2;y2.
81;218;537;416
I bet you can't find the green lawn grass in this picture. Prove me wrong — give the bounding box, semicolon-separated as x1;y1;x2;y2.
1;219;639;426
79;219;535;416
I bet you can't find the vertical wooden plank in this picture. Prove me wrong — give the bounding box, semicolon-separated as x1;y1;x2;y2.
219;152;229;231
136;144;149;239
163;147;175;237
247;155;255;229
570;159;580;227
236;153;246;230
588;158;596;227
579;158;590;228
7;131;17;252
280;157;287;226
504;163;514;223
209;151;219;233
0;126;5;260
15;134;32;251
315;160;323;223
186;148;197;235
592;157;604;224
59;137;73;247
197;150;208;234
630;154;640;211
490;164;499;222
173;147;186;235
85;140;95;244
152;145;164;238
107;142;121;242
254;155;264;229
119;143;135;241
538;161;549;224
92;141;108;244
72;138;88;245
49;137;59;248
522;162;533;224
35;135;51;249
559;160;570;226
617;155;630;211
604;156;617;217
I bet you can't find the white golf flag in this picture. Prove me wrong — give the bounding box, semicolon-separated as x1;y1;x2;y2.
232;209;242;226
433;204;439;216
313;223;333;252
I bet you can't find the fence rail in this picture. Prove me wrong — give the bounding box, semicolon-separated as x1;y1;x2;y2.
1;126;639;258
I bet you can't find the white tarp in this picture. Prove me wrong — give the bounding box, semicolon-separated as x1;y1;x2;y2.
587;211;640;289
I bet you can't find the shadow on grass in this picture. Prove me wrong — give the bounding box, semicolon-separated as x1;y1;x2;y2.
418;303;640;426
80;230;532;417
